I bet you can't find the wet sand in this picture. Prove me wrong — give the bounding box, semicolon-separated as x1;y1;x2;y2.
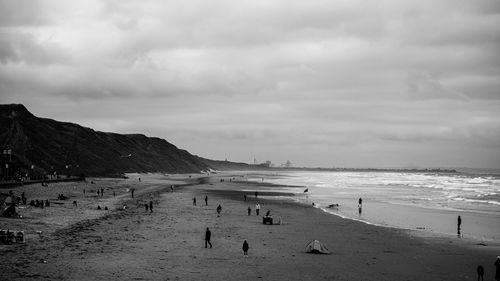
1;174;499;280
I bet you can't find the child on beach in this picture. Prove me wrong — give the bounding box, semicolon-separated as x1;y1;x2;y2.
255;203;260;216
242;240;249;257
217;205;222;217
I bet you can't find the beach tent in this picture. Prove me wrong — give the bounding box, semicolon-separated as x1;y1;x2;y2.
305;240;330;254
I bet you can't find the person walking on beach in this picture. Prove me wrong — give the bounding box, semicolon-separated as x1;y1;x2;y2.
205;227;213;248
149;201;153;213
255;191;258;198
205;195;208;206
495;256;500;281
242;240;249;257
217;204;222;217
244;194;247;201
476;265;484;281
193;197;197;206
101;188;104;197
131;189;135;198
145;203;149;212
255;203;260;216
248;206;251;216
457;215;462;236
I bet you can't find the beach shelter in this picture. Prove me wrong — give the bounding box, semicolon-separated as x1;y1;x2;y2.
305;240;330;254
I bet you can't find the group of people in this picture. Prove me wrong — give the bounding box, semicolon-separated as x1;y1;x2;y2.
29;199;50;208
204;227;250;257
202;193;268;257
476;257;500;281
193;195;209;207
144;201;154;213
247;203;261;216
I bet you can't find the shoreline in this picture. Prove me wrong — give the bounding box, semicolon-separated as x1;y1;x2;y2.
1;173;499;280
206;178;500;249
242;170;500;242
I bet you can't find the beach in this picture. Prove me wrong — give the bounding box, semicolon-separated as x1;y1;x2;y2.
1;173;499;281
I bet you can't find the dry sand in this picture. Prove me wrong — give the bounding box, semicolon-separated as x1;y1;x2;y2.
1;174;499;281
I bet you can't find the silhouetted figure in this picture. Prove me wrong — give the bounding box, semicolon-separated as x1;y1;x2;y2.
495;256;500;281
457;215;462;236
193;197;197;206
149;201;153;213
244;194;247;201
248;206;251;216
113;191;115;197
358;197;362;207
101;188;104;196
73;200;77;207
83;189;86;196
205;227;212;248
145;204;149;212
255;203;260;216
216;205;222;217
131;189;135;198
205;195;208;206
476;265;484;281
242;240;249;257
97;205;101;210
138;178;141;182
255;191;258;198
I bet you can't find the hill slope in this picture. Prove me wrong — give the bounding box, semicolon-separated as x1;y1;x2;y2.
0;104;212;176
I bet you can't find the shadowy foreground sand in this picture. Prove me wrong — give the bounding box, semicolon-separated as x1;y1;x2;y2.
1;174;499;281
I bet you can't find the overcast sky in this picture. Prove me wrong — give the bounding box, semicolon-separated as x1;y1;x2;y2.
1;0;500;169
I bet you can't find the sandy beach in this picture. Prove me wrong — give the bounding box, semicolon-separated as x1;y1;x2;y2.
1;173;499;281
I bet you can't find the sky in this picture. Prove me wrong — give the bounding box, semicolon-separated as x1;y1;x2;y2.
1;0;500;169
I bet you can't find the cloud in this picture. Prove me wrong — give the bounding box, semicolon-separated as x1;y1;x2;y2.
1;0;499;168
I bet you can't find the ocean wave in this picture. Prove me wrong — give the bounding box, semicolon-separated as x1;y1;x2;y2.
452;197;500;206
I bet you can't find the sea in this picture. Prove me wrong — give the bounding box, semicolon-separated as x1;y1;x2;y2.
246;169;500;242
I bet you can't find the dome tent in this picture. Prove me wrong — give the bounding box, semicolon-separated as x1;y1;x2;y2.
305;240;331;254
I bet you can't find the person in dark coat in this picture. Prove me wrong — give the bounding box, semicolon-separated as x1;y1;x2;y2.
205;227;212;248
476;265;484;281
193;197;197;206
149;201;153;213
242;240;249;257
247;206;251;216
457;215;462;236
205;195;208;206
495;256;500;281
